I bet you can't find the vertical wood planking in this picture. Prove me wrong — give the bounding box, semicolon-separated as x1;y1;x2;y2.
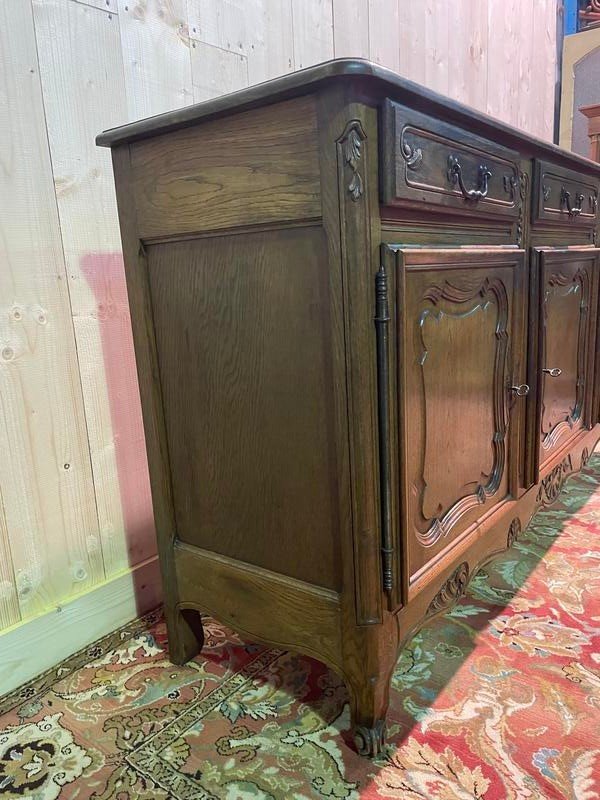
516;0;535;133
33;0;155;576
532;0;558;142
0;0;104;620
291;0;334;69
187;0;257;54
0;490;19;629
423;0;448;95
188;0;294;84
486;0;521;126
447;0;487;111
72;0;118;11
333;0;369;58
191;41;249;101
117;0;193;120
368;0;399;72
398;1;426;84
246;0;295;82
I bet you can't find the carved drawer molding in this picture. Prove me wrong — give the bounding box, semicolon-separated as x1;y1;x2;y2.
534;160;599;227
382;100;520;220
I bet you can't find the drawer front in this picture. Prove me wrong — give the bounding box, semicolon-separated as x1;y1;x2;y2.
534;160;599;227
382;100;520;219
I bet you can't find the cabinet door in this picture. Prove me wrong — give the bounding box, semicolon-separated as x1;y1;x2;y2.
534;248;598;472
387;248;526;592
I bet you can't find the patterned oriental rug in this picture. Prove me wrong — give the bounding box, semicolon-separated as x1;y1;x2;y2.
1;459;599;800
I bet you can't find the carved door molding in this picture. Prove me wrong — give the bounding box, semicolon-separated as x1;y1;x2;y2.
536;248;598;469
414;275;509;546
390;248;526;587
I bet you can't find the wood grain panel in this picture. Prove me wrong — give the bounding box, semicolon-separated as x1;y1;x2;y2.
147;227;342;589
131;96;321;239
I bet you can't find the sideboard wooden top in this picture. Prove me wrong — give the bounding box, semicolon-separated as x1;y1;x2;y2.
96;58;600;175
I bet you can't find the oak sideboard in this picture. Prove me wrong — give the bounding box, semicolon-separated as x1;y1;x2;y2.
98;59;600;757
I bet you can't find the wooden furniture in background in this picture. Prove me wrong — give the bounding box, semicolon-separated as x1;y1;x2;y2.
581;103;600;161
99;59;600;757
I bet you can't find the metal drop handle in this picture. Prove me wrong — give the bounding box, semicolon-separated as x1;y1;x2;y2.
511;384;530;397
543;367;562;377
560;187;585;217
447;155;492;201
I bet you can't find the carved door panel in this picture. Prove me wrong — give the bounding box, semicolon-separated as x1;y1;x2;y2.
535;249;597;471
387;248;526;592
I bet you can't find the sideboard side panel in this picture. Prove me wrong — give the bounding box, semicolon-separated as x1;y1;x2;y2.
147;226;343;590
129;96;322;240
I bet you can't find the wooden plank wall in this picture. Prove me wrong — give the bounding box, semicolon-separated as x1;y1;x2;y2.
0;0;557;637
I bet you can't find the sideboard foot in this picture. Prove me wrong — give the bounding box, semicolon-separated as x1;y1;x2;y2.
167;607;204;665
353;719;386;757
347;662;394;758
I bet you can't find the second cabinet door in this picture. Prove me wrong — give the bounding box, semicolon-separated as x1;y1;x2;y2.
390;248;527;590
534;248;597;473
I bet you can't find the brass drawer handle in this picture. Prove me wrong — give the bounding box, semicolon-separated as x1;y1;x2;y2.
447;155;492;201
511;384;530;397
560;187;585;217
543;367;562;377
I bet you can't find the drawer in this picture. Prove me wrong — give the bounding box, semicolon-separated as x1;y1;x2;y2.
533;160;599;227
381;99;520;219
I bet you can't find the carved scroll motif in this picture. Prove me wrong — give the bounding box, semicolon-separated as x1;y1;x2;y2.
517;171;529;247
507;517;521;548
427;562;470;616
340;121;365;202
400;131;423;170
536;456;573;507
581;447;591;468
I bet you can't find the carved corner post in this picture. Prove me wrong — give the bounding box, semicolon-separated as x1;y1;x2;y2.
316;86;398;756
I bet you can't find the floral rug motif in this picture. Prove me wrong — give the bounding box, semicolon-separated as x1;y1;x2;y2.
1;458;599;799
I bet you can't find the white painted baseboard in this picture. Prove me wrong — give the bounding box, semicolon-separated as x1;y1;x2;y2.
0;556;162;696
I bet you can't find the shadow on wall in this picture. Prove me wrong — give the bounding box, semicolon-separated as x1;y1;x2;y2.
80;253;157;607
